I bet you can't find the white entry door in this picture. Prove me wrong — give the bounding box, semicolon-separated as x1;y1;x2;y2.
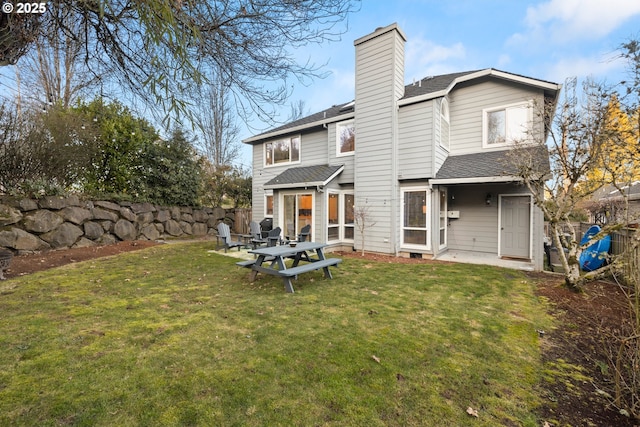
499;195;531;259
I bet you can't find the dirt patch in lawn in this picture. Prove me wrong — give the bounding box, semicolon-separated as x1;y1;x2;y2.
4;240;161;279
4;246;637;426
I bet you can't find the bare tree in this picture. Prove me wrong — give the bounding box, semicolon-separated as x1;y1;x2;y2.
287;100;309;122
353;203;376;256
17;7;100;109
193;73;241;167
509;77;620;289
2;1;359;122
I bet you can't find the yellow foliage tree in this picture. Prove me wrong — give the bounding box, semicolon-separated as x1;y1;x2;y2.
587;96;640;187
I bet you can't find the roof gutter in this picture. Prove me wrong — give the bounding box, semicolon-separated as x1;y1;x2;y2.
242;112;355;144
430;175;523;185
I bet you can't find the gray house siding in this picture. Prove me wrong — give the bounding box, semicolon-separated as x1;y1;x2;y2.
446;184;504;254
353;24;405;254
445;183;541;266
252;128;331;224
327;122;355;185
398;101;433;179
448;80;542;154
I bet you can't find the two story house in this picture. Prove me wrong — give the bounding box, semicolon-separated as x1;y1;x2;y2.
243;23;561;271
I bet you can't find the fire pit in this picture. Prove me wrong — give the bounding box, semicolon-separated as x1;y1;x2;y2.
0;249;13;280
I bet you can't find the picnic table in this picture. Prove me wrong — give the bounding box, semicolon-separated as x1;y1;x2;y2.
236;241;342;293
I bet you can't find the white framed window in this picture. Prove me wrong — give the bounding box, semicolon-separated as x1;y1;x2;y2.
482;101;532;148
264;192;274;217
401;187;430;249
336;120;355;156
440;98;450;150
326;191;354;242
328;192;340;241
265;135;300;166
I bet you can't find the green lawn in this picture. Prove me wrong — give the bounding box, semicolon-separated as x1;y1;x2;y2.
0;242;552;426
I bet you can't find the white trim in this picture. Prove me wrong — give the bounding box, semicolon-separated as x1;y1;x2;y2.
264;192;274;217
263;135;301;168
263;165;344;190
430;176;522;185
279;191;315;243
398;68;561;107
400;186;431;251
327;190;341;243
482;100;533;148
439;98;450;151
326;190;355;244
438;188;447;250
336;119;355;157
497;194;533;260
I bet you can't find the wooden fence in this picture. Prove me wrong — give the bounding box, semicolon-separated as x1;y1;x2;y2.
233;208;252;234
545;222;639;281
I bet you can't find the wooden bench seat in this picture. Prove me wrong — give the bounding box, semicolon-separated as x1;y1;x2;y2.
236;256;275;268
278;258;342;277
236;259;256;268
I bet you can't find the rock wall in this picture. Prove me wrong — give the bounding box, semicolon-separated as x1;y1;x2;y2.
0;195;238;254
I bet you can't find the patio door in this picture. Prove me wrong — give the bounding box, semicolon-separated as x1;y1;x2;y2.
499;195;531;259
282;193;313;241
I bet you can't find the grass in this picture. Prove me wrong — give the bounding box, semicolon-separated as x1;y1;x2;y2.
0;242;552;426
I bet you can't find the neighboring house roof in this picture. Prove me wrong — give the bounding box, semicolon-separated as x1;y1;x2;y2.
243;68;561;144
432;146;550;184
591;181;640;202
264;164;344;189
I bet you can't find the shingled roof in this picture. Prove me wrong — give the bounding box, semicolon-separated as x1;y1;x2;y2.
434;146;550;181
264;164;344;189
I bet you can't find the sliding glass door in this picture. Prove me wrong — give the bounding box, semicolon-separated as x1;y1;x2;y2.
282;193;313;241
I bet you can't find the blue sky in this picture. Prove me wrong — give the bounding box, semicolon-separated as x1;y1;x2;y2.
235;0;640;168
2;1;639;171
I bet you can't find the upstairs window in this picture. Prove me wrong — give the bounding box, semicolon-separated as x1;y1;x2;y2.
440;98;450;150
483;101;531;147
265;136;300;166
336;120;355;156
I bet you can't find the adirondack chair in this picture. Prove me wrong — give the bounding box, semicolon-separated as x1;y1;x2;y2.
267;227;282;247
298;224;311;242
285;224;311;244
251;225;282;249
249;221;262;240
216;222;244;252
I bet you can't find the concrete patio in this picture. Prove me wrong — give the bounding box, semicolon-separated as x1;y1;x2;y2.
435;250;536;271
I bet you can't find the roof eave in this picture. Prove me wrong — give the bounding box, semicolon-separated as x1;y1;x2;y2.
398;69;562;107
242;112;355;145
430;176;523;185
263;165;345;190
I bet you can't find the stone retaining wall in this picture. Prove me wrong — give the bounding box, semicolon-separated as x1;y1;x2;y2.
0;195;238;254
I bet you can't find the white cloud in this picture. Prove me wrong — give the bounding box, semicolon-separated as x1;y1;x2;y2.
546;54;627;83
405;37;466;78
515;0;640;44
497;54;511;69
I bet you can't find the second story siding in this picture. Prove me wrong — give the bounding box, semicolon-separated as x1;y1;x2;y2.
448;79;543;154
398;100;434;179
